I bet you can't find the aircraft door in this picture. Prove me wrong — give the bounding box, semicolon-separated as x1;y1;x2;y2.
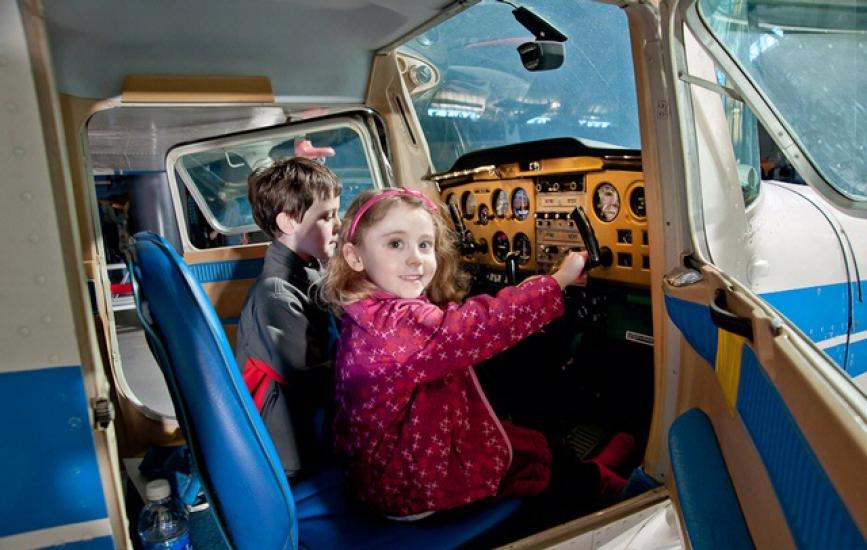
663;265;867;547
655;0;867;546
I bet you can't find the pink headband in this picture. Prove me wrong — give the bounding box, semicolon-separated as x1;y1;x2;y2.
348;188;439;240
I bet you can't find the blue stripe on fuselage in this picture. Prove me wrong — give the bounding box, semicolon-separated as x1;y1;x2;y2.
0;366;110;538
760;280;865;376
759;282;851;341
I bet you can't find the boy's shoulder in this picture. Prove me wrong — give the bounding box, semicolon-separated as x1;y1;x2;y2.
264;241;319;276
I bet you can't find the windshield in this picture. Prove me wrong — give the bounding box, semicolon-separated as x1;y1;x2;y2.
400;0;640;173
698;0;867;201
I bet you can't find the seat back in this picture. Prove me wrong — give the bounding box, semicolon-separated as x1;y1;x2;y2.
130;231;297;550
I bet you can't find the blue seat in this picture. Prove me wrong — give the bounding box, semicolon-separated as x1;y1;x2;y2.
668;409;752;549
129;231;521;550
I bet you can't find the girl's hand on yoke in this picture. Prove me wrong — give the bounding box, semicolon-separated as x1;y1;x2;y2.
552;251;589;289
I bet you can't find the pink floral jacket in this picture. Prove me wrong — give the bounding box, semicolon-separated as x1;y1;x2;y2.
334;276;565;516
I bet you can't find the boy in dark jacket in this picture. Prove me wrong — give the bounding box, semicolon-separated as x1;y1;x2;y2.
235;157;341;480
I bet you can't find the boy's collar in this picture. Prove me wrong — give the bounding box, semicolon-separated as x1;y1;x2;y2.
270;240;320;270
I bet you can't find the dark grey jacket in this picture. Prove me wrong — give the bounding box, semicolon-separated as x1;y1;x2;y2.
235;241;335;479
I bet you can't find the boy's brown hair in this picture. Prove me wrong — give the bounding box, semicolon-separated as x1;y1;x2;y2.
248;157;342;239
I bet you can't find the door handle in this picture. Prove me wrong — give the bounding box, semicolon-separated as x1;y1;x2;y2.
710;288;753;342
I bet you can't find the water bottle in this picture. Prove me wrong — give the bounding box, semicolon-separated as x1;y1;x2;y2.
138;479;192;550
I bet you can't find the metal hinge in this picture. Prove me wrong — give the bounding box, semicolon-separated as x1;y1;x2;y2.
93;397;115;430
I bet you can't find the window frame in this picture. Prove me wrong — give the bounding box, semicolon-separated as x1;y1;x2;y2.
681;0;867;218
166;113;387;251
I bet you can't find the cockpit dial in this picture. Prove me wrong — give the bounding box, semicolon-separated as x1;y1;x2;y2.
493;190;509;218
629;186;646;219
492;231;510;262
512;188;530;221
593;182;620;222
462;191;477;219
478;204;490;225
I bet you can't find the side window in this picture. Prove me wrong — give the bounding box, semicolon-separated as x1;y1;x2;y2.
685;26;859;378
170;119;380;249
717;74;761;207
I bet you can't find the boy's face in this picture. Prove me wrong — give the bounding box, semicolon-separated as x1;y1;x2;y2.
283;194;341;262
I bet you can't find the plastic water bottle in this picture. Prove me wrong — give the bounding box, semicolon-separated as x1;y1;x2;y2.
138;479;192;550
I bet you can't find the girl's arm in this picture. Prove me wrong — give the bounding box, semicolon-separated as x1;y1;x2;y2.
405;275;565;383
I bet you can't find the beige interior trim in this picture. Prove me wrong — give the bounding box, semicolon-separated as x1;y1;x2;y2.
503;488;670;549
183;242;269;264
122;75;274;103
202;279;257;319
366;52;433;192
19;2;129;545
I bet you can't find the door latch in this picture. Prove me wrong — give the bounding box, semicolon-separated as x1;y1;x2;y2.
92;397;115;430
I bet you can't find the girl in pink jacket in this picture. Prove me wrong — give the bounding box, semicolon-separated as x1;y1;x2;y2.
320;188;590;518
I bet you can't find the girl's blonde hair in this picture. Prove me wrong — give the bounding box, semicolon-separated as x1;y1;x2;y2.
319;188;470;312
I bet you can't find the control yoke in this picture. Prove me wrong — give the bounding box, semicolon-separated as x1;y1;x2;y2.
448;202;487;256
569;206;612;270
505;252;520;285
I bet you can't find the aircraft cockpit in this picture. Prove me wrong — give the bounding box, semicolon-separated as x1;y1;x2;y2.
427;138;655;467
434;138;648;289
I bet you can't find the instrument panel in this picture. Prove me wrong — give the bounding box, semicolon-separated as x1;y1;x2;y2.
438;156;649;287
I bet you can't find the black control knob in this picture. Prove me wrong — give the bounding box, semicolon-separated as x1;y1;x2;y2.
544;245;558;255
599;247;613;267
505;252;520;285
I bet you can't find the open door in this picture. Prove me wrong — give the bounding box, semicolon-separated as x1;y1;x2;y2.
657;0;867;546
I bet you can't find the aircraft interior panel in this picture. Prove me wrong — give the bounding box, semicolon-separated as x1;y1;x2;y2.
437;157;649;289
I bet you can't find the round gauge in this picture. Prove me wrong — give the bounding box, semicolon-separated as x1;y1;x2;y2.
462;191;477;220
512;188;530;221
493;190;510;218
629;186;646;219
492;231;510;262
478;204;490;225
593;182;620;222
513;233;531;264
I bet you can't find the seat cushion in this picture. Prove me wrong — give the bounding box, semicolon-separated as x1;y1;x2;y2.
295;464;522;549
669;408;752;549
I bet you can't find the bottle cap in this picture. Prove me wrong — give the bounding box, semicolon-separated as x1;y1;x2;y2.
145;479;171;501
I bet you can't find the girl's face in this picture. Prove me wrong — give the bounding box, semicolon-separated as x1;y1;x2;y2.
344;202;437;299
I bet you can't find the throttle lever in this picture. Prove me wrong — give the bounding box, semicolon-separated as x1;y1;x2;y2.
504;252;520;285
447;202;467;235
447;202;472;252
569;206;611;269
448;201;486;256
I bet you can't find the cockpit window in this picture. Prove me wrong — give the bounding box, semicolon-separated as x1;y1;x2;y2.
698;0;867;202
171;119;378;248
400;0;640;172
